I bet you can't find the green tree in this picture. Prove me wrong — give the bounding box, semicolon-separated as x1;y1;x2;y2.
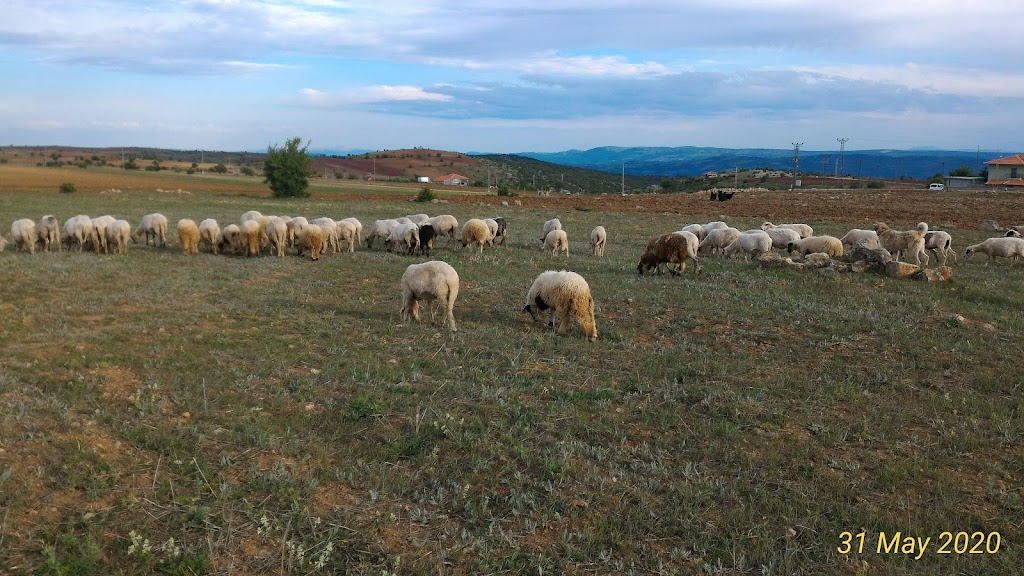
950;165;974;177
263;137;312;198
240;166;255;176
212;163;228;174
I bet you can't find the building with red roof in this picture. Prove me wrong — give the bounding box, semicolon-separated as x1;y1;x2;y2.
985;154;1024;188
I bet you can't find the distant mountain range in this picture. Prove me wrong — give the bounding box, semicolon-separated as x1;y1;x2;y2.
517;146;1004;180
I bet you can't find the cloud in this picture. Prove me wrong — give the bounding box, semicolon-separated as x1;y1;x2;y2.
298;85;453;107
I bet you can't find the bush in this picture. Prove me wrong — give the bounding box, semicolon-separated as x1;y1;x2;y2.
59;182;76;194
263;137;312;198
866;180;885;189
212;163;228;174
497;184;517;197
240;166;255;176
416;187;437;202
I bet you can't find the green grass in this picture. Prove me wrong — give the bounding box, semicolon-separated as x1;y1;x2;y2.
0;190;1021;574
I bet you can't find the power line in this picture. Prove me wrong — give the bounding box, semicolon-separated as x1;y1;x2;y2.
837;138;849;177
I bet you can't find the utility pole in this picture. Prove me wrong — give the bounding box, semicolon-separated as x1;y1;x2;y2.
837;137;848;177
791;143;803;190
821;154;830;177
734;166;739;187
373;156;376;180
621;163;625;195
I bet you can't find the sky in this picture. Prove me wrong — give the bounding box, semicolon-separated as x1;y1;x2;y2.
1;0;1021;154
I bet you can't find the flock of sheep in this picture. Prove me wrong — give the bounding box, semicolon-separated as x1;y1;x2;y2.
4;210;1024;342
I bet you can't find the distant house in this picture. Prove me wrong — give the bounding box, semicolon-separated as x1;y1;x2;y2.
702;171;719;179
416;176;430;183
437;173;469;186
985;154;1024;188
944;176;985;189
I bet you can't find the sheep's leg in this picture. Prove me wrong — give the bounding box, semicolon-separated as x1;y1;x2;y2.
556;308;570;335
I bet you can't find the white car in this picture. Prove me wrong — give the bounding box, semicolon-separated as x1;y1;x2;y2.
929;183;945;191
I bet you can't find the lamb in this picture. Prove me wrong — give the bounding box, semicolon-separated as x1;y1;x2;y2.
106;219;132;255
11;219;37;254
522;270;598;341
404;213;430;224
266;217;288;257
335;220;357;253
37;215;60;252
417;224;436;256
365;219;400;249
787;235;844;258
924;230;957;266
91;215;116;253
540;218;562;242
760;226;802;251
131;213;168;247
339;217;362;246
425;215;459;245
965;236;1024;265
177;219;200;255
198;219;222;255
461;218;491;253
400;260;460;334
762;221;814;239
543;229;569;256
840;228;882;251
220;224;241;255
724;230;773;260
387;221;420;255
239;219;263;257
697;227;740;256
63;215;96;252
874;222;929;267
638;232;699;276
296;223;325;260
590;226;607;256
286;216;309;247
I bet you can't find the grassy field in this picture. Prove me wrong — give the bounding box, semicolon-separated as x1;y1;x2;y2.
0;168;1022;575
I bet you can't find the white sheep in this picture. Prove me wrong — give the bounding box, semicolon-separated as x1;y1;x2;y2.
240;210;263;223
220;224;241;255
404;213;430;225
177;219;200;255
198;219;222;255
91;215;116;253
677;223;706;241
11;219;37;254
63;215;96;252
965;236;1024;265
339;217;362;246
703;221;729;234
724;230;773;260
541;218;562;242
425;215;459;245
697;227;740;256
387;221;421;255
106;219;132;255
239;219;263;257
461;218;490;253
840;228;882;250
335;220;357;253
760;226;802;251
762;221;814;238
296;223;325;260
924;230;957;266
590;226;607;256
312;217;340;254
543;229;569;256
400;260;460;334
672;230;701;259
131;213;168;247
366;219;400;249
523;270;598;341
266;217;289;257
787;235;844;258
286;216;309;247
37;215;61;252
483;218;500;248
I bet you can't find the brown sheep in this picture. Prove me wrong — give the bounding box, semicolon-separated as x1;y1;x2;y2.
638;233;700;276
297;223;325;261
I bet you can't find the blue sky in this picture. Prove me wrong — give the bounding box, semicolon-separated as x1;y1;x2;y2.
2;0;1021;153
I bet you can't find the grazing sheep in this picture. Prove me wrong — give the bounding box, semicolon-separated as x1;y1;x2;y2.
724;230;773;260
425;215;459;245
697;227;741;256
387;222;421;255
677;223;706;241
131;213;169;247
11;219;37;254
400;260;460;334
787;235;844;258
486;217;508;245
339;217;362;246
177;219;200;255
91;215;116;253
762;221;814;238
220;224;241;255
240;210;263;223
37;215;60;252
286;216;309;247
590;226;607;256
296;223;325;260
418;224;436;256
965;236;1024;265
543;229;569;256
523;270;598;341
703;221;729;233
63;215;96;252
760;226;802;251
924;230;957;266
106;219;132;255
266;217;288;257
540;218;562;242
312;217;340;254
639;233;699;276
404;213;430;224
366;219;400;249
335;220;357;253
672;230;701;259
461;218;491;253
239;219;263;257
840;228;882;251
198;219;222;255
483;218;500;248
875;222;929;267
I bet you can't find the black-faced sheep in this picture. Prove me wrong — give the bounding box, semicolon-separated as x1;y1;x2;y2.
177;219;200;255
11;219;36;254
132;213;168;247
461;218;490;253
874;222;928;267
418;224;436;256
523;270;598;341
591;226;607;256
639;232;699;276
543;229;569;256
37;215;60;252
787;235;844;258
400;260;460;334
965;237;1024;265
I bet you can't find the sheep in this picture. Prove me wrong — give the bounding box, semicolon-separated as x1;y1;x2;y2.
425;215;459;245
461;218;491;253
400;260;460;334
240;210;262;223
697;227;740;256
131;213;168;247
220;224;241;255
724;230;773;260
91;215;116;253
312;217;339;254
106;219;131;255
540;218;562;242
924;230;957;266
965;236;1024;265
762;221;814;238
366;219;400;249
591;226;607;256
177;219;200;255
874;222;929;267
703;221;729;233
677;223;705;241
522;270;598;341
239;219;263;257
486;217;508;245
63;215;95;252
11;219;36;254
1005;229;1022;238
387;221;420;255
840;228;882;251
335;220;357;253
339;217;362;246
483;218;500;248
672;230;701;259
787;235;844;258
197;219;222;255
404;213;430;224
638;232;699;276
37;215;60;252
760;226;802;251
394;217;413;226
266;217;288;257
418;223;436;256
296;223;325;260
286;216;309;247
543;229;569;256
